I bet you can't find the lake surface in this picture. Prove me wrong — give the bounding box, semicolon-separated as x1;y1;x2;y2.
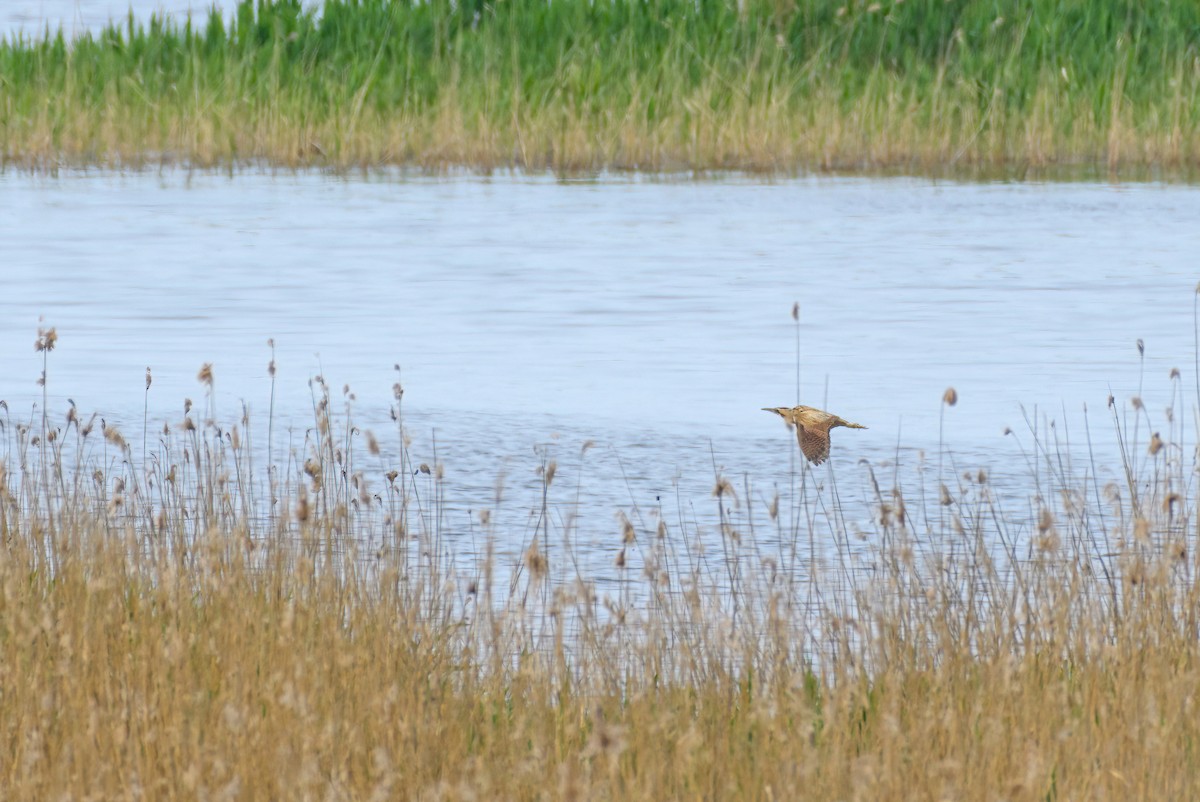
4;1;244;38
2;169;1198;583
3;172;1194;437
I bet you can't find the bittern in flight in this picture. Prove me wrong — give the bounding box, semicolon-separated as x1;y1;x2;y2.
763;406;867;466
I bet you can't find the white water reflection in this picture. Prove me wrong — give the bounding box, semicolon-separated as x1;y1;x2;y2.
0;170;1196;578
3;1;237;38
3;172;1194;440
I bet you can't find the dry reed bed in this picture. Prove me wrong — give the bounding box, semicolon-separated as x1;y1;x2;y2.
3;0;1200;176
3;333;1200;798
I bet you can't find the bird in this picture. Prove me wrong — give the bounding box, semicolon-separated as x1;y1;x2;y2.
763;405;867;466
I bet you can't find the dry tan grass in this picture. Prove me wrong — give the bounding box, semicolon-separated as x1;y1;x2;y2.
6;76;1200;177
4;343;1200;799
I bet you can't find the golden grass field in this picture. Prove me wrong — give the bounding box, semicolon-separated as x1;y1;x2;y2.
4;328;1200;799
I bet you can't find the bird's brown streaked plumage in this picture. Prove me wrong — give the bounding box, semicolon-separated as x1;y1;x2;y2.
763;405;867;465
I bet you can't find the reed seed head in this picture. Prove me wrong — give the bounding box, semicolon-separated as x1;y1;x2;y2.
620;513;636;544
712;477;735;499
1149;432;1164;455
1134;517;1151;544
34;326;57;353
942;387;958;406
104;425;127;451
145;367;152;391
524;545;547;579
197;363;214;387
303;459;321;489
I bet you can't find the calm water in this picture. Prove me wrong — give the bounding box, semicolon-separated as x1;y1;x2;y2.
4;1;243;38
2;170;1198;577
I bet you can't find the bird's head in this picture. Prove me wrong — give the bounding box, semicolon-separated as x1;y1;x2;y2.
762;407;798;427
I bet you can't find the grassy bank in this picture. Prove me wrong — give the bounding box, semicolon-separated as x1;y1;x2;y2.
4;333;1200;797
2;0;1200;175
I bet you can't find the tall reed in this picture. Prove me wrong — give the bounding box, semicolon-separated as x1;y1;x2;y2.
3;329;1200;797
2;0;1200;175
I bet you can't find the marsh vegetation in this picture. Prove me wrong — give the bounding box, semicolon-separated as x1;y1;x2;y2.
3;0;1200;175
4;328;1200;798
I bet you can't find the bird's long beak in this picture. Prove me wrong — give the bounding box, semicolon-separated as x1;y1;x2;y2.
846;422;868;429
762;407;782;415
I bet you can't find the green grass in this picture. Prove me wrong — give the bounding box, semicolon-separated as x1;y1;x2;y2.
2;0;1199;174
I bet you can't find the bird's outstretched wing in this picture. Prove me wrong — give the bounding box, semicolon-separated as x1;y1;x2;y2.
797;424;831;465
